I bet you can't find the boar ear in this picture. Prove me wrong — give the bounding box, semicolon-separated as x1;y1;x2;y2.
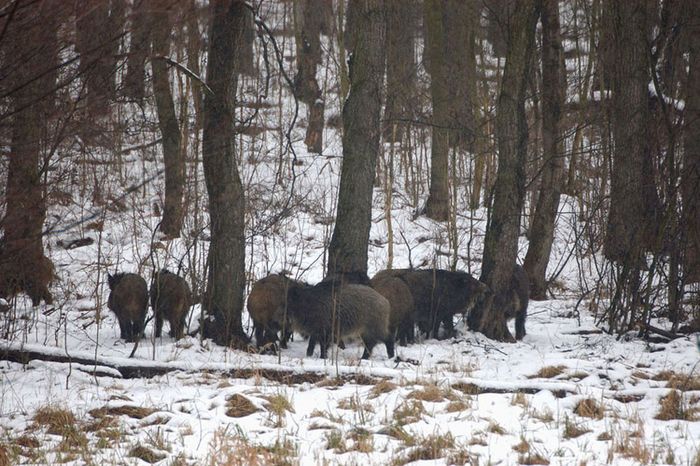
107;273;115;289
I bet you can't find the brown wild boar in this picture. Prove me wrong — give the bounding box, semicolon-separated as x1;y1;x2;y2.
107;272;148;342
370;274;415;346
287;281;392;359
247;274;307;351
150;269;192;339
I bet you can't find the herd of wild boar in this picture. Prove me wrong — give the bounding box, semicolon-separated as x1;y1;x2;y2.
107;265;529;359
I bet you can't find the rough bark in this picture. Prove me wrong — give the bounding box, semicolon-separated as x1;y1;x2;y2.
106;0;126;99
383;0;417;143
75;0;113;116
124;0;152;101
201;0;248;347
443;0;477;151
151;1;184;238
235;5;255;76
523;0;565;300
471;0;539;342
327;0;386;279
294;0;324;153
603;1;659;264
683;2;700;283
0;1;56;306
423;0;450;222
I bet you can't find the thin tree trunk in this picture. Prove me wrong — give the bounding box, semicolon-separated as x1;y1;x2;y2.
124;0;152;101
0;1;56;306
151;2;184;238
423;0;450;222
75;0;113;116
201;0;248;347
523;0;565;300
470;0;539;342
327;0;386;281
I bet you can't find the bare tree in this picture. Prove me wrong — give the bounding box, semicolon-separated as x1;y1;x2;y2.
201;0;248;347
327;0;386;281
469;0;540;342
151;1;184;238
124;0;152;101
523;0;565;300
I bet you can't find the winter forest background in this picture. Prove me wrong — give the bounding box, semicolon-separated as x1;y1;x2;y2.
0;0;699;465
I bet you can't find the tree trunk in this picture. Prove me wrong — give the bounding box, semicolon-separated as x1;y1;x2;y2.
443;0;477;152
0;1;56;306
235;5;256;76
603;1;658;264
201;0;248;348
124;0;152;101
75;0;113;117
106;0;126;100
294;0;325;153
423;0;450;222
683;2;700;283
470;0;539;342
327;0;386;281
383;0;417;143
523;0;565;300
151;1;184;238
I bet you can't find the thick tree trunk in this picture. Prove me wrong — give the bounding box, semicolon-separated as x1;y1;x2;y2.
294;0;325;153
523;0;565;300
124;0;152;101
383;0;417;143
0;2;56;306
603;1;658;264
106;0;126;100
151;2;184;238
423;0;450;222
471;0;539;342
327;0;385;280
201;0;248;348
682;2;700;283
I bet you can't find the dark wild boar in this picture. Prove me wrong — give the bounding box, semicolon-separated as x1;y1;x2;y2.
287;281;392;359
150;269;192;339
370;274;415;346
107;272;148;342
247;273;307;351
374;268;492;339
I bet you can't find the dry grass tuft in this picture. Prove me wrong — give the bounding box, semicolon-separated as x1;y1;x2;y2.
128;445;166;464
408;384;455;402
89;405;156;420
487;421;506;435
513;437;530;454
597;431;612;441
348;428;374;453
205;427;283;466
316;377;345;388
519;452;550;465
655;390;699;421
325;429;345;451
33;405;78;435
652;370;676;381
451;382;481;395
666;373;700;391
574;398;604;419
527;365;567;379
511;392;529;407
563;415;592;439
262;393;294;416
445;399;470;413
225;394;260;418
0;445;10;466
393;432;455;465
393;400;425;425
614;430;650;464
369;380;397;398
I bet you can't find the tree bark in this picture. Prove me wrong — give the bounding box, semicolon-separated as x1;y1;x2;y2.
383;0;417;143
603;1;658;264
423;0;450;222
151;1;184;238
201;0;248;347
0;1;56;306
471;0;539;342
682;2;700;283
327;0;385;280
124;0;152;101
523;0;565;300
294;0;325;153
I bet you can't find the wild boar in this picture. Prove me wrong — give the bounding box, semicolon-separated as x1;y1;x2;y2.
370;274;415;346
287;281;392;359
247;273;307;351
150;269;192;340
107;272;148;342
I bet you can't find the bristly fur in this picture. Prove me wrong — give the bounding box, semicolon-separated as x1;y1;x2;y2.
107;272;148;342
150;269;191;340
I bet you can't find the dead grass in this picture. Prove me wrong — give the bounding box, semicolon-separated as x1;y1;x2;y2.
225;394;260;418
445;399;470;413
666;373;700;391
527;365;567;379
129;445;166;464
392;432;455;465
511;392;528;407
574;398;604;419
393;400;425;425
614;428;650;464
487;421;506;435
513;437;530;454
519;452;550;465
89;405;156;420
348;428;374;453
451;382;481;395
205;427;294;466
33;405;78;435
325;429;345;451
563;415;592;439
655;390;699;421
369;380;397;398
0;445;9;466
408;384;456;402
